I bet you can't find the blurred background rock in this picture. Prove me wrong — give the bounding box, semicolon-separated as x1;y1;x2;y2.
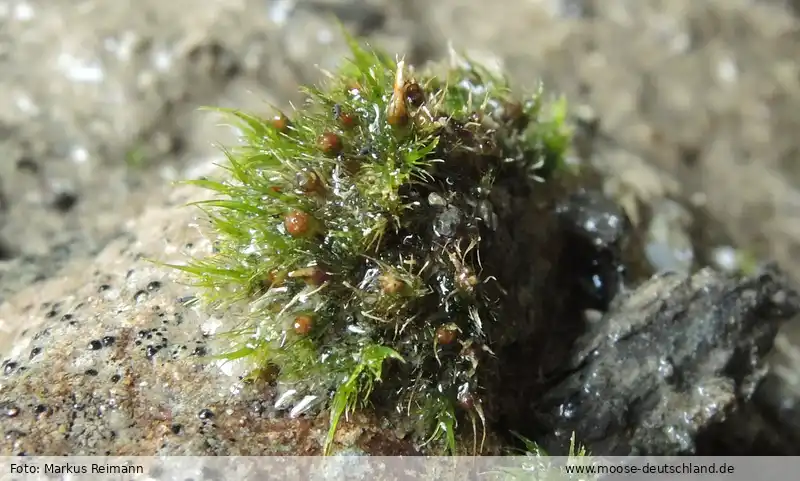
2;0;800;454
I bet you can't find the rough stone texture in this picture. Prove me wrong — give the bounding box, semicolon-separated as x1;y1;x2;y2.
3;0;800;455
0;182;418;455
534;266;800;456
0;0;414;304
752;316;800;452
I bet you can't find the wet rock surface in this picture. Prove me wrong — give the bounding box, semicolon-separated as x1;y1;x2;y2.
532;266;800;455
553;189;632;311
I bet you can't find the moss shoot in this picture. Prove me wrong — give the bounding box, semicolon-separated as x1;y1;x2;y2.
172;34;572;455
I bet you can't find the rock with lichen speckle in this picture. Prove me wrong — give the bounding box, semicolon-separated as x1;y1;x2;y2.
0;182;416;456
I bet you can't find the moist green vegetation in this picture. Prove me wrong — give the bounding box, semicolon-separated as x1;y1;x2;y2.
172;34;571;455
492;433;595;481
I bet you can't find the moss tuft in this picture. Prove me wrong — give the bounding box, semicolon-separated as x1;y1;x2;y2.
171;33;572;454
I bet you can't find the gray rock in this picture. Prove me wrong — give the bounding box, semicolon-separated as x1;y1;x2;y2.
534;265;800;455
749;317;800;453
0;0;413;304
0;183;413;455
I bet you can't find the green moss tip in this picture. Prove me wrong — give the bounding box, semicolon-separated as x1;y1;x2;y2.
171;32;572;455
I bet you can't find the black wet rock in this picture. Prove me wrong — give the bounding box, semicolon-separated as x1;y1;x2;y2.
555;189;628;250
554;189;631;311
532;265;800;455
746;318;800;454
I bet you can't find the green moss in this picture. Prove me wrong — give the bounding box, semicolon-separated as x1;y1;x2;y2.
490;433;596;481
170;33;571;455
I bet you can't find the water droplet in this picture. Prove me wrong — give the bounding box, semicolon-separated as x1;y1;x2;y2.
289;395;319;418
557;401;576;420
658;357;674;380
274;389;297;410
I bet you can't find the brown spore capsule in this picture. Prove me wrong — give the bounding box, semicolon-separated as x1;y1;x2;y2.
404;81;425;107
268;270;286;287
289;266;330;286
333;104;358;129
257;271;284;294
293;314;314;335
284;210;317;237
456;269;479;292
436;325;458;345
459;343;482;362
271;113;291;132
319;132;343;156
456;383;477;411
308;266;330;286
457;391;475;411
379;273;404;295
339;111;358;129
296;170;325;196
